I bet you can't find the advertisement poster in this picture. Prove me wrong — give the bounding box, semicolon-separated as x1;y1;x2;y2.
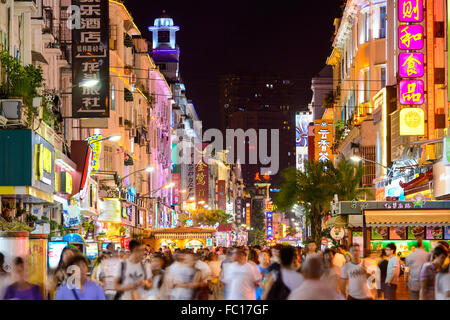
408;226;425;239
48;241;68;270
98;199;121;223
371;227;389;240
389;226;407;240
28;239;47;297
426;226;444;240
85;243;99;259
445;226;450;240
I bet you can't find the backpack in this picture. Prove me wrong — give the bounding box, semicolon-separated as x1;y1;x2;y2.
114;260;148;300
265;269;291;300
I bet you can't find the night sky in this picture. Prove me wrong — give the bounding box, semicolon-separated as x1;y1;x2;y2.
125;0;343;130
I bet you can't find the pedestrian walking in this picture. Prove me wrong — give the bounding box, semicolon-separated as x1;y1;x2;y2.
91;254;108;283
223;248;261;300
332;245;347;268
194;252;212;300
420;246;448;300
207;252;221;300
384;243;400;300
377;249;389;299
340;244;372;300
322;248;341;294
98;249;121;300
288;255;344;300
0;252;13;300
47;246;79;297
114;240;152;300
54;255;106;300
405;239;430;300
167;251;202;300
435;256;450;300
256;251;270;300
147;253;166;300
3;257;43;300
263;246;304;300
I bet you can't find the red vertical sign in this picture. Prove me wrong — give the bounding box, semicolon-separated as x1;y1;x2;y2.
195;143;209;204
217;180;226;211
172;173;180;204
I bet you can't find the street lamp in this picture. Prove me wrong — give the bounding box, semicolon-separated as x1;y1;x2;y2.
120;166;154;182
350;155;393;175
88;134;121;144
55;79;100;95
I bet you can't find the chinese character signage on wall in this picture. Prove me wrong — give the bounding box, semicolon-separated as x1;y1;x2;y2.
398;0;423;22
399;80;424;105
398;0;427;138
217;180;226;211
85;135;103;174
314;120;334;163
195;144;209;204
296;113;312;171
72;0;109;118
398;25;424;50
172;173;180;204
266;212;273;239
399;53;424;77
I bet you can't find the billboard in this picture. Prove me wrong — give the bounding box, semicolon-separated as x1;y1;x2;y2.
296;112;312;171
71;0;110;118
195;143;209;203
314;120;334;163
217;180;226;211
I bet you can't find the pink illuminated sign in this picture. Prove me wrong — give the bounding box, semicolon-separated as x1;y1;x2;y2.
399;53;424;77
399;80;424;105
398;0;423;22
398;25;423;50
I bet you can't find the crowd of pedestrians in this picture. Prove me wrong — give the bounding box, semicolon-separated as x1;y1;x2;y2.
0;239;448;300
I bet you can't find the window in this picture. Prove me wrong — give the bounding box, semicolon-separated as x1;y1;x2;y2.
380;67;386;88
158;31;170;43
379;6;386;39
359;12;369;44
111;84;115;110
364;69;369;103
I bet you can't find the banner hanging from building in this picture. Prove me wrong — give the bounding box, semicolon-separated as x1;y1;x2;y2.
217;180;226;211
195;143;209;204
85;135;103;174
71;0;110;118
314;120;334;163
296;112;312;171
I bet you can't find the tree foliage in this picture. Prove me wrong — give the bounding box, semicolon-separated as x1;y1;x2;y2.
179;208;232;227
274;159;367;247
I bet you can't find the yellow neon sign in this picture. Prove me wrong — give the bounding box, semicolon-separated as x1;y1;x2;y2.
400;108;425;136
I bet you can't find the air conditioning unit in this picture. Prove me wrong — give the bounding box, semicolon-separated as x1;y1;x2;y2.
0;99;23;124
119;117;123;126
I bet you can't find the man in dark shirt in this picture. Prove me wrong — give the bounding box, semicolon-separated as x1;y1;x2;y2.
377;249;389;299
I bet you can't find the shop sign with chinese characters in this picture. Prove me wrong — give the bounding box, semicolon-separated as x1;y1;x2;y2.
398;0;424;22
398;0;426;119
85;134;103;174
266;212;273;239
399;108;425;136
71;0;109;118
314;120;334;163
195;160;209;203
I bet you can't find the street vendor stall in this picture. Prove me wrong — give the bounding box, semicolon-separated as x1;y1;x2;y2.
144;227;216;251
338;200;450;257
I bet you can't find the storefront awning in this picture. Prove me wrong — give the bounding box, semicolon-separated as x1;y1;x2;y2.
365;209;450;227
0;186;53;203
326;215;347;228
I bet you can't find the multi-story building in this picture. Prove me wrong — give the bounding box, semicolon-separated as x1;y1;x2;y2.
327;0;449;201
219;74;300;186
